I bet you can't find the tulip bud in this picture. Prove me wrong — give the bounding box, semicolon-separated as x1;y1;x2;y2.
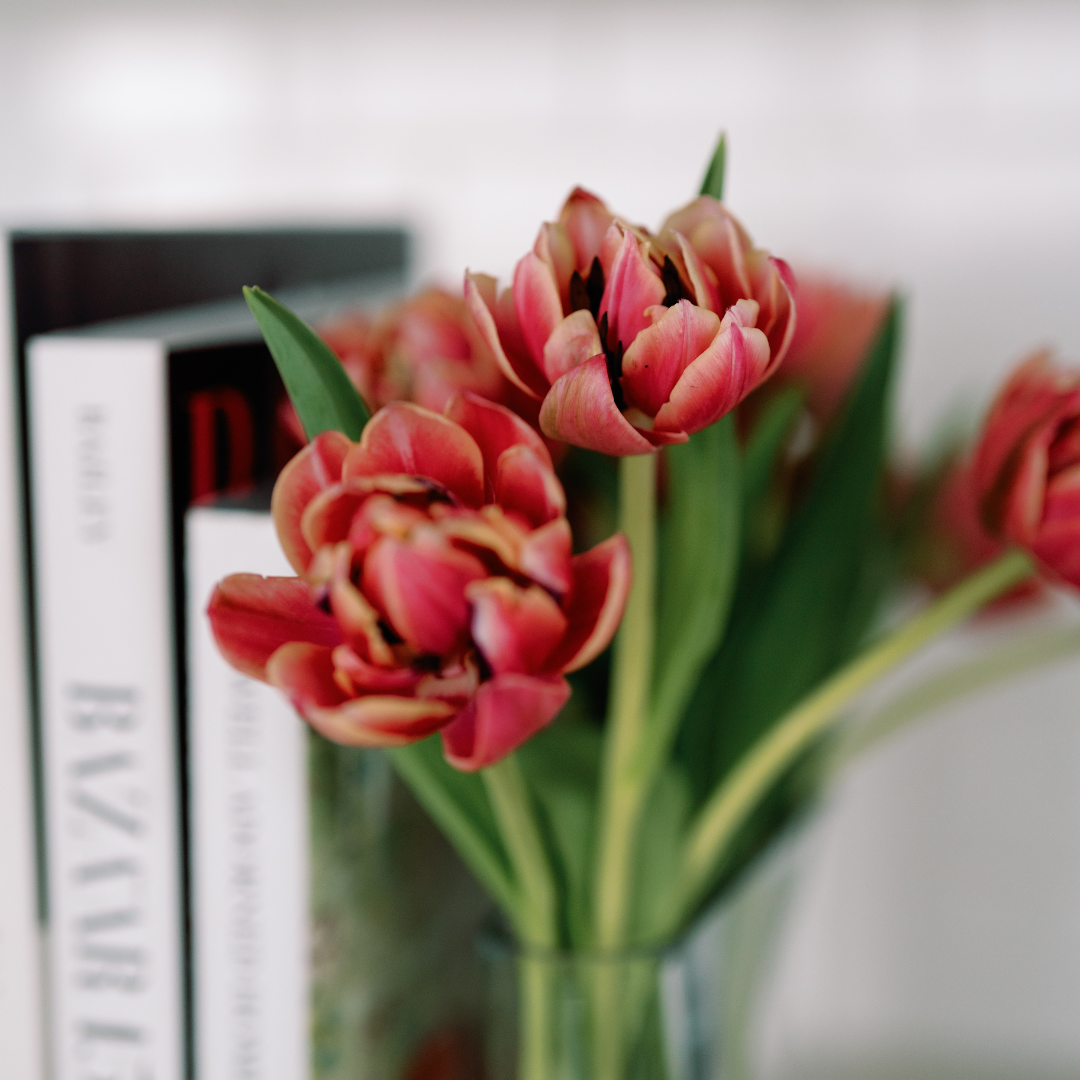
973;352;1080;588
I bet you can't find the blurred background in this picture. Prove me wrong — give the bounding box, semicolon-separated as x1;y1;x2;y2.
3;0;1080;1076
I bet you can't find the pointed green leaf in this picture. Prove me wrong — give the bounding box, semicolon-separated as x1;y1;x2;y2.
677;299;902;805
518;722;602;948
628;761;692;944
638;417;741;776
244;285;371;440
699;133;727;201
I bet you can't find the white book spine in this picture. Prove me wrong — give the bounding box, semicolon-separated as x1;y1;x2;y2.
187;507;310;1080
0;239;45;1079
29;337;185;1080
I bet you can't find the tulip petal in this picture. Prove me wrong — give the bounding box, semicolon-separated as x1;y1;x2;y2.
545;534;632;674
467;577;568;676
534;222;576;311
997;427;1052;541
464;272;547;399
303;477;435;563
540;354;658;456
663;198;754;307
208;574;343;681
708;212;755;307
309;695;455;748
328;566;397;666
299;482;367;555
331;644;422;693
432;507;526;577
514;252;566;370
494;444;567;526
266;641;348;711
653;303;770;435
519;517;574;596
441;673;570;771
558;187;614;272
272;431;352;573
444;390;553;499
343;402;485;508
1031;518;1080;589
621;300;722;417
673;232;721;313
268;644;454;746
749;252;797;368
362;534;487;656
416;654;481;707
542;309;603;384
976;354;1063;485
598;228;666;350
1043;463;1080;524
975;354;1080;542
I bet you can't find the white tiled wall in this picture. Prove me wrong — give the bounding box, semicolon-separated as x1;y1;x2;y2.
3;2;1080;1075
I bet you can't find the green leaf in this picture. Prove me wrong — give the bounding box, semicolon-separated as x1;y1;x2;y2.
638;417;741;777
699;133;727;200
387;738;518;919
244;285;371;440
518;723;602;948
739;385;805;557
677;299;902;805
628;762;692;944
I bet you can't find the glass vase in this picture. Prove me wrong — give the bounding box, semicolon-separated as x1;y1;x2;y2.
309;737;490;1079
478;824;804;1080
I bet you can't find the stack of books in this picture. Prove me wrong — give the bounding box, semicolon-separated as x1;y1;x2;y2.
3;228;489;1080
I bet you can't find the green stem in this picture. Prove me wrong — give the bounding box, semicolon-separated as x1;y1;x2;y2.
482;755;558;1080
594;453;657;950
518;958;555;1080
675;548;1035;921
482;754;558;948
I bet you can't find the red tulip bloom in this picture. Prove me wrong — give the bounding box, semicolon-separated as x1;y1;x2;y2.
209;394;631;770
279;287;513;445
973;352;1080;588
465;188;796;456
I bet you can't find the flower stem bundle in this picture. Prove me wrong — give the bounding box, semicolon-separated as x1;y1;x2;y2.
207;136;1080;1078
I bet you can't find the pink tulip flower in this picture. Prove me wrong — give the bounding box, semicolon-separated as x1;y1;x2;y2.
279;288;515;446
973;352;1080;588
465;188;796;455
209;393;631;770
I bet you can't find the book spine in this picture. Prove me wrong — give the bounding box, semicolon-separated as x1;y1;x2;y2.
29;336;185;1080
0;238;45;1079
186;507;310;1080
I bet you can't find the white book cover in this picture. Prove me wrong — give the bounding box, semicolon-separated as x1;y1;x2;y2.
186;504;309;1080
29;336;185;1080
0;234;45;1080
26;279;396;1080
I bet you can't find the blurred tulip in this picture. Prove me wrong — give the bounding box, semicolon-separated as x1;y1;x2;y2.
280;288;512;445
465;188;795;456
210;394;631;771
973;352;1080;587
770;272;889;423
912;457;1041;605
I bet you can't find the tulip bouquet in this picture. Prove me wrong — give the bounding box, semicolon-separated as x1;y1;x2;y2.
208;139;1080;1079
